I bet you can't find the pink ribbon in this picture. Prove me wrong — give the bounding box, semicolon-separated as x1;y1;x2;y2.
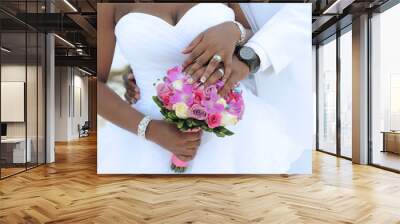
171;154;188;167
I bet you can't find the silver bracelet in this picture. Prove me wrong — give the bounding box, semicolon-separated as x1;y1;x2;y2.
232;21;246;46
138;116;152;139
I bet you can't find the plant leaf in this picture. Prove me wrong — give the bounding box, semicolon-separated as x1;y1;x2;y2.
177;120;184;129
219;127;234;136
152;96;164;108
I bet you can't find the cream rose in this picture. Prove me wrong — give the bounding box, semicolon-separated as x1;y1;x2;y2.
173;102;189;119
172;80;183;91
221;112;238;126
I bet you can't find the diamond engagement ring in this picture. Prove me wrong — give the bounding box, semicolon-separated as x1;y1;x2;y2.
217;68;224;77
211;54;223;63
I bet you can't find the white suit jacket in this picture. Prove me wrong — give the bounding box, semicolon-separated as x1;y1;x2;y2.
240;3;313;163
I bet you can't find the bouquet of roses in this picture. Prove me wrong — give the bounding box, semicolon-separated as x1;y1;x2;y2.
153;66;244;173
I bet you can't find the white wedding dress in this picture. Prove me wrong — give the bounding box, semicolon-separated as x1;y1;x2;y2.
98;3;304;174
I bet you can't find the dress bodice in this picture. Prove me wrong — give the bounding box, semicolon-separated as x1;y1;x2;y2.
114;3;235;118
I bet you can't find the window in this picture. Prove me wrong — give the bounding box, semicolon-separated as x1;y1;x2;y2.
0;0;46;179
370;2;400;171
317;37;337;154
339;28;352;158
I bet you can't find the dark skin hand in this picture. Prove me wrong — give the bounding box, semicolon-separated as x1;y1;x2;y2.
124;55;250;102
98;4;202;162
147;120;202;162
182;21;242;83
122;72;140;104
219;56;250;96
182;3;252;94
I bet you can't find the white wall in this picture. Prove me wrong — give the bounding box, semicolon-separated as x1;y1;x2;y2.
54;67;89;141
1;63;46;164
1;65;37;138
55;66;68;141
312;45;317;150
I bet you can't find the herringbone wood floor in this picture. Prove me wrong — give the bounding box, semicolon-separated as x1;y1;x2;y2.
1;135;400;224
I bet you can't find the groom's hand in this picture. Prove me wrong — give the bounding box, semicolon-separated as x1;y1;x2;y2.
190;56;250;97
218;56;250;97
123;72;140;104
182;21;242;82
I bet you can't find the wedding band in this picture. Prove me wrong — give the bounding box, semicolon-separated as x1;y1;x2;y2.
211;54;222;63
217;68;224;77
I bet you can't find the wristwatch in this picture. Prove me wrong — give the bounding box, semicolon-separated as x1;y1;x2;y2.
236;46;260;74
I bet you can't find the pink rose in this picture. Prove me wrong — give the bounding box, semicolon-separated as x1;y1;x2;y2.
193;89;205;104
226;92;242;103
156;83;172;97
160;93;173;110
190;104;207;120
207;113;222;128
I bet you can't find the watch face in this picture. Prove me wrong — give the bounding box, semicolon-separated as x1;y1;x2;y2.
240;47;254;60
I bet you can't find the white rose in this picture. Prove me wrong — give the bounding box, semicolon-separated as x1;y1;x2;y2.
172;80;183;91
221;112;238;126
173;102;189;119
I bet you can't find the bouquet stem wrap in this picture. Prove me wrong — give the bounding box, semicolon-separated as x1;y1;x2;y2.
171;154;188;173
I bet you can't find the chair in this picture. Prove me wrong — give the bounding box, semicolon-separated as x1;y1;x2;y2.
78;121;90;138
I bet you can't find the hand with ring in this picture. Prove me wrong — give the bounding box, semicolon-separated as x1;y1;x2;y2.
188;64;226;87
202;67;225;87
182;21;245;84
187;56;250;97
198;54;223;84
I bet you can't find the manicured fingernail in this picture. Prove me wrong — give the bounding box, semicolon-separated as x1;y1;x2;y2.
200;76;206;83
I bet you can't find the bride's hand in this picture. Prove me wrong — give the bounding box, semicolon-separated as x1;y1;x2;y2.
146;120;202;162
181;21;242;83
123;72;140;104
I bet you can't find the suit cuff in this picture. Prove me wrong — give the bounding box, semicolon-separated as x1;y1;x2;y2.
244;41;271;73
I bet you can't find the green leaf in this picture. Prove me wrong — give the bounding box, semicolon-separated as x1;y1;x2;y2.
152;96;164;108
186;119;193;128
165;118;174;123
215;132;225;137
177;120;184;129
168;111;178;119
193;119;203;126
160;109;169;117
219;127;234;136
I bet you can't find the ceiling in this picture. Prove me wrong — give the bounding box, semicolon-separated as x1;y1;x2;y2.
309;0;391;43
0;0;396;75
0;0;97;74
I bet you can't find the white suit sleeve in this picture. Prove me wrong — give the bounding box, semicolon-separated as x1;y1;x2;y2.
243;5;311;75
